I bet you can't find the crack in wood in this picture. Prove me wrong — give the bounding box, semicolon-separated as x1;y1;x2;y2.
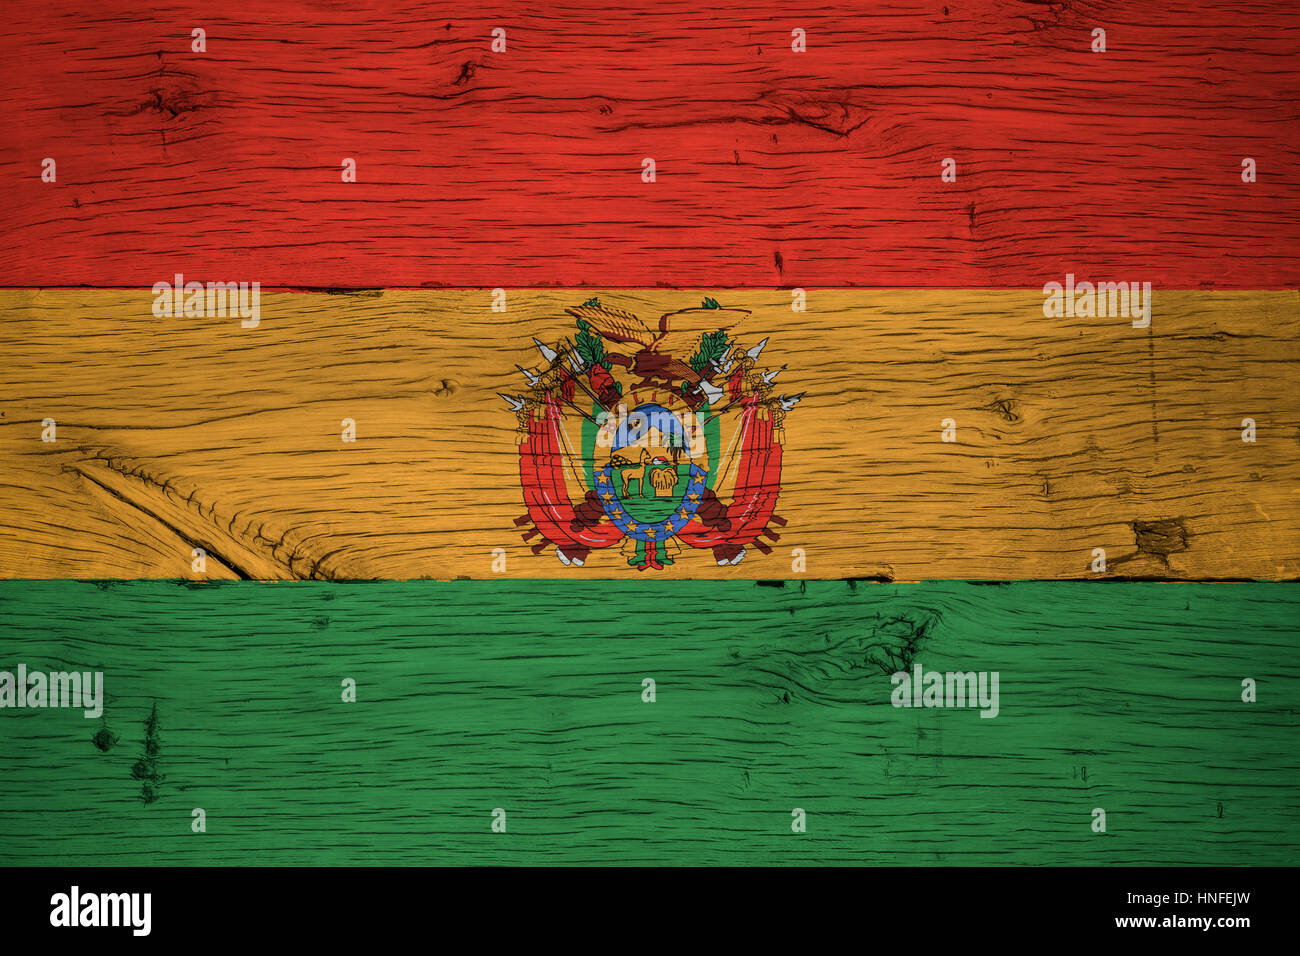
986;397;1023;424
762;91;872;137
68;452;310;581
740;608;940;702
1132;517;1190;563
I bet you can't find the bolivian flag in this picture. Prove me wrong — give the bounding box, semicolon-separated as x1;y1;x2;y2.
0;0;1297;869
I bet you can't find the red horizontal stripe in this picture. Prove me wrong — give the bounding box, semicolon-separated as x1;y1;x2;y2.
1;1;1297;288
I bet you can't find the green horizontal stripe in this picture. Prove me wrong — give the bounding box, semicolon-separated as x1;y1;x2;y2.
0;580;1296;866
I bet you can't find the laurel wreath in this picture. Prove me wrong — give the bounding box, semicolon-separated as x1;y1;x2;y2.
688;329;730;373
574;318;614;371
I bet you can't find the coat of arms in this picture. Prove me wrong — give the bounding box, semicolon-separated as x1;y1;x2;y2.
504;297;801;570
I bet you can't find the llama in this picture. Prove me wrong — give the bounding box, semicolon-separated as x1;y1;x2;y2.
621;449;652;497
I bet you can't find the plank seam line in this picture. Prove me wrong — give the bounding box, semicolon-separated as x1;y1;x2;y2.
2;286;1299;293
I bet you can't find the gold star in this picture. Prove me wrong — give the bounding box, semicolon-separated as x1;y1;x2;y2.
627;522;639;532
677;508;690;519
600;492;614;501
597;474;609;484
688;493;700;501
645;528;656;539
612;509;623;519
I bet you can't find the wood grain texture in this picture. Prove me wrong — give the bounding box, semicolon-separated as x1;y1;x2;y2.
2;288;1297;580
0;580;1295;865
1;0;1298;288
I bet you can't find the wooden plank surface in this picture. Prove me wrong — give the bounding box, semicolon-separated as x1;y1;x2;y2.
0;580;1295;866
1;288;1296;580
1;0;1297;287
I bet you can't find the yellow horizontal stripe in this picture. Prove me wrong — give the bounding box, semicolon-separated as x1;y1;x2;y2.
0;289;1295;580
